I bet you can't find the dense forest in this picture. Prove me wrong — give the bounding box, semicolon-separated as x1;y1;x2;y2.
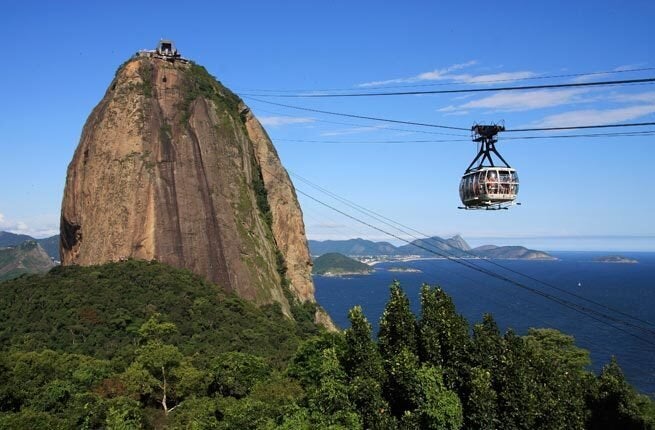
0;261;653;429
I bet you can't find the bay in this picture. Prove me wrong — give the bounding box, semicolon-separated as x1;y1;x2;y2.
314;251;655;396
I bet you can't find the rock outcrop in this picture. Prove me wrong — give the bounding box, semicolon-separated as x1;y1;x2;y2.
0;241;55;281
60;54;333;327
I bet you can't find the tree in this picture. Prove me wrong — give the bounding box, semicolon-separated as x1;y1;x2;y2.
523;328;590;429
378;281;417;361
586;357;650;430
121;320;207;415
208;352;271;399
306;348;361;429
414;365;463;430
463;366;497;430
417;285;471;391
495;330;538;430
344;306;392;429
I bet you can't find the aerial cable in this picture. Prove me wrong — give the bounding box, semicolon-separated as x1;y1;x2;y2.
235;66;655;93
288;181;655;347
288;170;655;331
262;164;655;343
251;105;469;137
246;96;655;133
241;77;655;98
505;122;655;132
273;130;655;145
243;96;470;131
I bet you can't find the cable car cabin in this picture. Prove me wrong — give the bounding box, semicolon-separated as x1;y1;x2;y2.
459;167;519;209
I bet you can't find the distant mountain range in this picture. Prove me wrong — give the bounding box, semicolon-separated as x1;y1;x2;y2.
308;235;555;260
0;240;55;281
0;231;59;260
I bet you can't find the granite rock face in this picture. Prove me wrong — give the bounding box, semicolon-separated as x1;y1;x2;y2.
61;56;331;327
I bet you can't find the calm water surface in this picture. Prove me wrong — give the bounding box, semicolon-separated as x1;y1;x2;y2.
315;251;655;396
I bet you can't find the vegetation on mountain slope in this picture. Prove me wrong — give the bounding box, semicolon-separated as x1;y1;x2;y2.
0;263;652;428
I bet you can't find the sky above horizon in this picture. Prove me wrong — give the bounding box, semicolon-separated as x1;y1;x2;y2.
1;1;654;251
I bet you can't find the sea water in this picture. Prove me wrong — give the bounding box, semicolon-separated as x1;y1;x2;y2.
314;251;655;396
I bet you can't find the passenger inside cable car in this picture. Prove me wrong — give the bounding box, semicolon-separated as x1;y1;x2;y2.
459;167;518;208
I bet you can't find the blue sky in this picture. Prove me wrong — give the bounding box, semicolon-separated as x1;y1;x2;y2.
1;0;654;251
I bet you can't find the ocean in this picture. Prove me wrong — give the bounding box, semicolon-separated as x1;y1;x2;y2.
314;251;655;397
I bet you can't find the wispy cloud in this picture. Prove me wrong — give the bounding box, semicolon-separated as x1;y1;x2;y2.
572;64;646;83
439;89;587;113
358;62;538;88
320;124;389;137
357;61;477;87
0;213;59;238
530;104;655;128
258;116;315;126
451;71;537;84
612;91;655;104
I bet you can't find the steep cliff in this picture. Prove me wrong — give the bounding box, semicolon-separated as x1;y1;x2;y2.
60;54;332;327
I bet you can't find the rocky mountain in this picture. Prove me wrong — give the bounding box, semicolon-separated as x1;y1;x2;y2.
308;238;398;256
471;245;556;260
309;235;554;260
0;240;55;281
396;235;471;257
0;231;60;261
60;50;332;327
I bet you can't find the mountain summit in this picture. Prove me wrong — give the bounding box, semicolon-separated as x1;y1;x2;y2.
60;45;329;324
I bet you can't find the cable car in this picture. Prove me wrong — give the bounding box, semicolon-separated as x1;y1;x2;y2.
459;124;520;210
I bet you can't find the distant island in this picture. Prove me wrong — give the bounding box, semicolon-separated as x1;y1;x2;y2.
595;255;638;264
309;235;556;261
388;267;422;273
312;252;374;276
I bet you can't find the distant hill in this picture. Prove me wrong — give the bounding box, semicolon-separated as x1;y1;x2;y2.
0;240;55;281
396;235;471;257
0;231;34;247
312;253;373;276
471;245;556;260
35;235;60;261
0;231;60;260
308;235;555;260
308;238;398;256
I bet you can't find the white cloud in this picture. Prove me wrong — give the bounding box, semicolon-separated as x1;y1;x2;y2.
358;63;539;88
462;89;586;112
450;71;537;85
612;91;655;104
258;116;315;126
530;104;655;128
357;61;477;87
439;89;587;113
320;124;389;137
0;213;59;238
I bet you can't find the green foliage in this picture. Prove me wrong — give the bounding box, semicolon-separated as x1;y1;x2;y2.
137;62;153;98
0;260;314;366
586;357;652;429
208;352;271;399
312;252;373;275
418;285;471;391
1;270;653;429
378;281;417;360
